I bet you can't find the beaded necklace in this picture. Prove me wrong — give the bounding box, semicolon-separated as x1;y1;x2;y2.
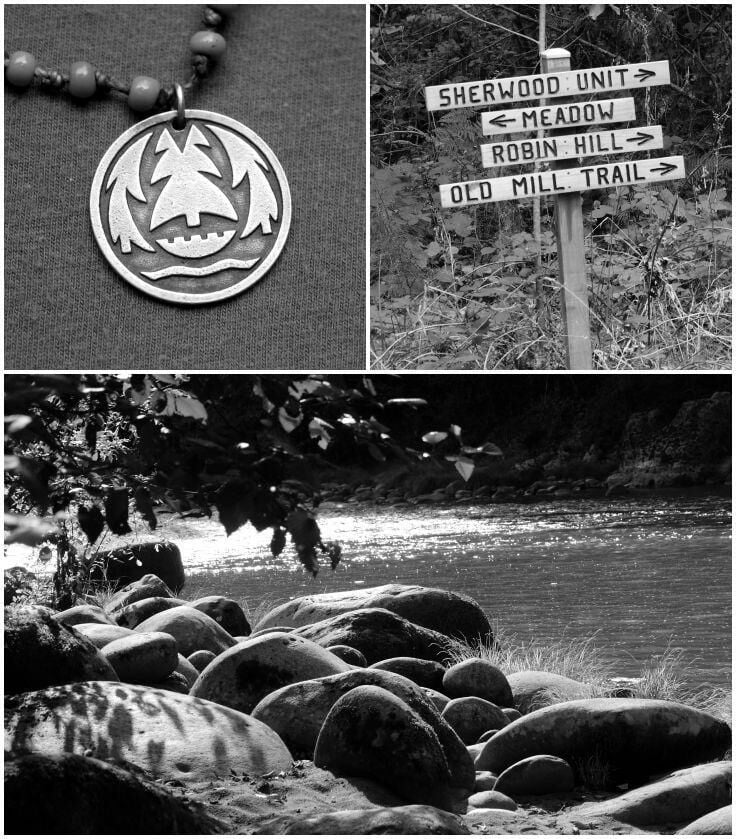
5;5;291;305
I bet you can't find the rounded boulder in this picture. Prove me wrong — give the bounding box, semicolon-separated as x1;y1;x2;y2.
114;597;187;629
188;649;216;671
678;804;731;835
53;604;115;627
4;751;224;834
294;607;456;664
574;760;731;825
251;667;474;796
442;696;509;745
443;658;513;707
314;685;460;811
104;573;176;616
468;790;517;811
255;583;492;643
370;656;447;691
507;670;592;713
475;699;732;783
72;622;134;648
190;595;250;637
90;542;185;593
5;605;118;693
135;605;237;657
5;681;293;781
494;754;575;795
190;631;352;714
101;631;178;684
326;645;367;667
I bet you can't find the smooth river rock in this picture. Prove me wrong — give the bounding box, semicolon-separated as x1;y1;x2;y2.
443;658;513;707
104;573;176;616
4;680;293;781
370;656;447;691
101;631;178;684
114;597;187;629
507;670;592;713
5;605;118;693
294;607;457;665
571;760;732;826
251;668;474;796
255;583;492;643
71;622;134;648
5;751;225;834
190;631;352;714
441;696;509;744
475;698;731;783
135;605;237;657
53;604;115;627
314;685;461;811
678;804;732;835
91;542;185;593
494;754;575;795
190;595;251;637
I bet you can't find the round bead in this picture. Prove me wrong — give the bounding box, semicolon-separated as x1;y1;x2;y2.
189;30;226;58
208;4;239;15
128;75;161;112
68;61;97;99
6;51;37;88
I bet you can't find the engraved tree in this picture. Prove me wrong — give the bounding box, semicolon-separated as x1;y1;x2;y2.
209;125;279;236
150;124;237;230
106;133;155;254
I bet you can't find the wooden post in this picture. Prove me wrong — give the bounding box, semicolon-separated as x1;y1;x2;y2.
540;48;593;369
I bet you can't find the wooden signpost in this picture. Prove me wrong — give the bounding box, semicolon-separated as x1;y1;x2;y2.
425;49;685;369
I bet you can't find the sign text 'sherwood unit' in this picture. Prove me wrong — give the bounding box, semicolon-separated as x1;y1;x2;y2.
425;60;670;111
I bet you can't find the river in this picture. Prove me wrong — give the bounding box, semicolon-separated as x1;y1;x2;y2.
6;491;731;690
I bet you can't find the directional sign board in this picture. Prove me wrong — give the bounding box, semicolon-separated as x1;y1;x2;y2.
482;98;635;136
439;156;685;208
425;60;669;111
481;126;663;168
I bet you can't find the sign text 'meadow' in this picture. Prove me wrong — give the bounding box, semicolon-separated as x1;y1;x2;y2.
482;98;635;136
439;156;685;208
481;126;664;168
425;60;670;111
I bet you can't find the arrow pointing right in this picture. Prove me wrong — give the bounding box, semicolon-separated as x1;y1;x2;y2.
650;161;678;176
634;68;657;82
627;131;654;146
487;114;513;128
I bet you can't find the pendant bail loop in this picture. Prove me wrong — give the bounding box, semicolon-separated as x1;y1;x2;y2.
173;83;186;129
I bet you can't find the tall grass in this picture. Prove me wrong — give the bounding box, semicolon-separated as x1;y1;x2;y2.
448;621;731;722
445;621;619;690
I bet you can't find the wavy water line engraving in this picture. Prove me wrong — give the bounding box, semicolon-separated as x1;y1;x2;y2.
141;257;259;281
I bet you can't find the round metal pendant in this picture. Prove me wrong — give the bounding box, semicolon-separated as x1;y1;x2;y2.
90;109;291;305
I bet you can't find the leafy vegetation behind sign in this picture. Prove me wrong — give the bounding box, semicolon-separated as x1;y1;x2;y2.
370;4;731;369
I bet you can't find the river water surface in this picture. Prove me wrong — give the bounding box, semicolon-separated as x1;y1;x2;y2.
8;492;731;690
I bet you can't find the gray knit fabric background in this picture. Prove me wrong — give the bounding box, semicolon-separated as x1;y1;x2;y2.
5;4;365;369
